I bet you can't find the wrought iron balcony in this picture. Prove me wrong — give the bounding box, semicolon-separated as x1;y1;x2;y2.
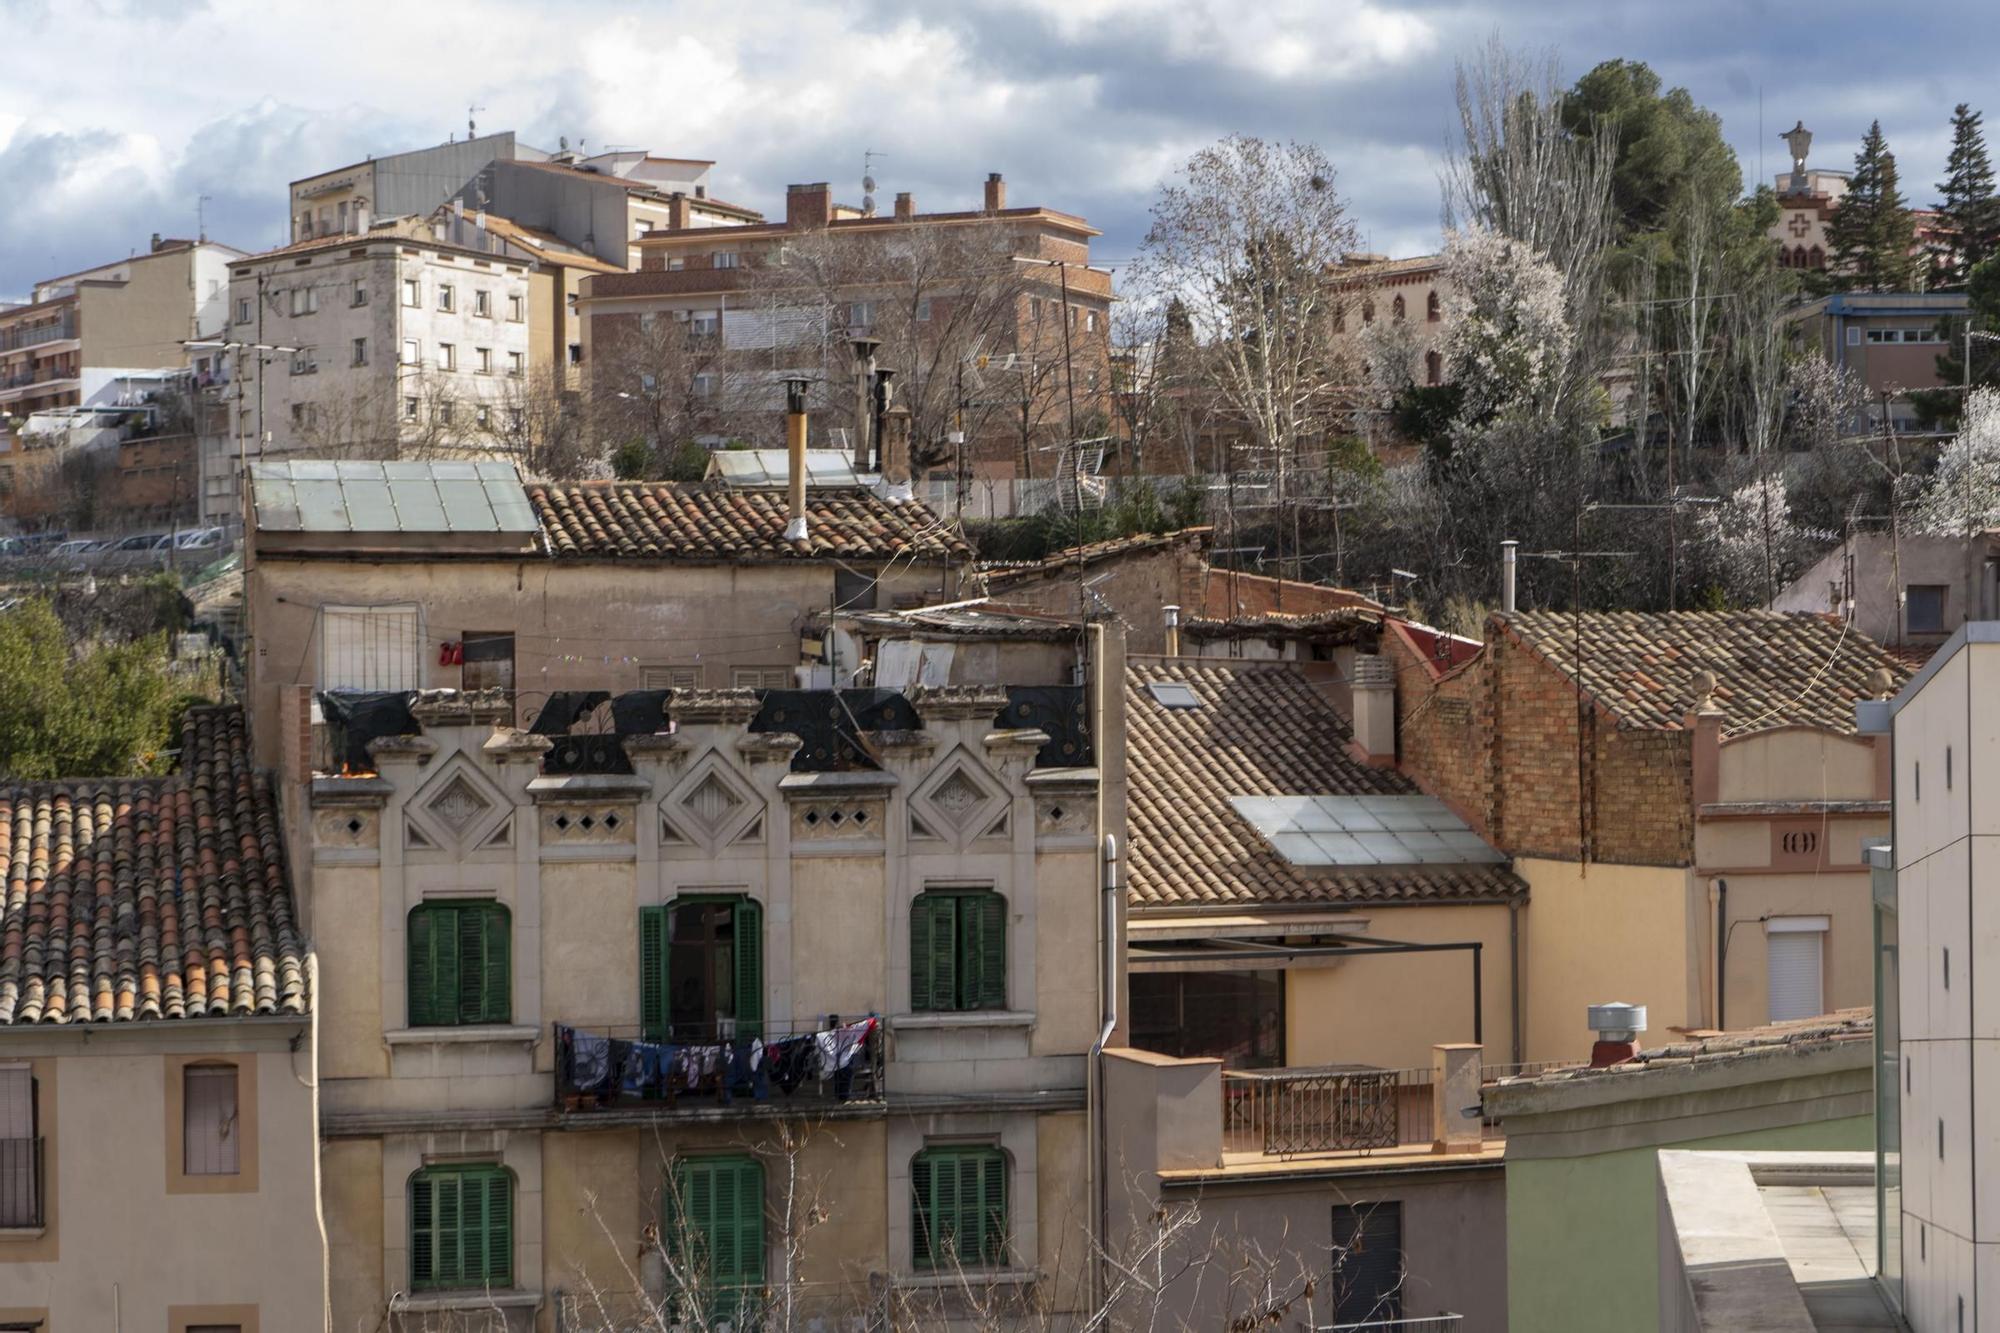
554;1017;884;1115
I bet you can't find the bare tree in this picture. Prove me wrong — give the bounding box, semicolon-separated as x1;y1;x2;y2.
584;312;741;471
493;364;606;480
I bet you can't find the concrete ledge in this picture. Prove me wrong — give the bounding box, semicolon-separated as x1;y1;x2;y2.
384;1025;541;1046
396;1290;543;1314
892;1011;1036;1031
1658;1150;1815;1333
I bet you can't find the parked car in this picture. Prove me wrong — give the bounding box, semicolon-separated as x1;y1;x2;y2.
0;538;26;559
99;532;167;571
172;526;228;558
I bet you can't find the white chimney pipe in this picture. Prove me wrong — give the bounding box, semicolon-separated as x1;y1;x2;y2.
1163;604;1181;657
1500;540;1519;616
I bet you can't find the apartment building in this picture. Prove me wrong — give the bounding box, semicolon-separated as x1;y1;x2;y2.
0;235;241;425
575;174;1115;479
222;217;535;465
239;453;1115;1329
0;707;322;1331
289;132;758;269
1784;290;1969;431
1327;251;1450;392
1391;602;1908;1062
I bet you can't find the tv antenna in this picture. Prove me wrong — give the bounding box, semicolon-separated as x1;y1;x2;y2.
197;193;212;243
468;105;486;139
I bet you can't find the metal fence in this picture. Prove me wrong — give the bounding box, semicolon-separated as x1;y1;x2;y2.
1322;1316;1463;1332
1226;1061;1581;1157
0;1137;44;1228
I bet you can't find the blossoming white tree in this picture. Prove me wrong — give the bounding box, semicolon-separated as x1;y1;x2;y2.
1911;386;2000;534
1439;226;1575;426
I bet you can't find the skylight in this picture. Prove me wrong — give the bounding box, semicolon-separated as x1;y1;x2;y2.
1147;681;1202;710
1229;795;1506;868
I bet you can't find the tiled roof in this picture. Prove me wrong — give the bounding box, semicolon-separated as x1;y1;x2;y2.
1502;611;1907;735
1124;660;1524;908
528;482;971;562
1182;606;1381;644
477;215;625;274
978;528;1211;590
1488;1010;1872;1096
0;707;306;1025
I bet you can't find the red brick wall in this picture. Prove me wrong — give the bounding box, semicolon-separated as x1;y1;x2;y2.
1198;570;1380;619
1393;625;1694;866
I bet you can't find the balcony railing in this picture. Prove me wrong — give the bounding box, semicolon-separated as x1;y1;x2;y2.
1225;1061;1570;1157
554;1017;884;1113
0;366;75;392
0;317;77;352
1322;1317;1463;1332
0;1137;45;1229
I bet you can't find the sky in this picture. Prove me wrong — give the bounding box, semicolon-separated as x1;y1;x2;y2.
4;0;2000;299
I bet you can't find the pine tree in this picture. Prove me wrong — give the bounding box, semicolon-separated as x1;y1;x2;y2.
1825;120;1919;292
1937;103;2000;287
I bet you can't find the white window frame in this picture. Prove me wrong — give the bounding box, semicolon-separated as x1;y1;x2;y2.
507;351;524;378
508;294;525;322
320;603;423;692
402;277;421;308
439;343;456;372
713;252;740;270
352;337;368;367
473;289;492;318
475;347;492;375
235;297;251;324
437;283;455;313
401;338;419;366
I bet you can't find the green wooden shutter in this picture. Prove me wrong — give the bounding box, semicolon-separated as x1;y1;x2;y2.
913;895;959;1012
978;1149;1008;1265
411;1172;436;1284
435;1170;463;1284
481;1166;513;1286
910;1152;935;1269
732;899;763;1038
409;907;438;1027
733;1159;766;1286
433;907;462;1028
457;904;511;1025
639;906;668;1042
672;1157;763;1307
961;893;1006;1011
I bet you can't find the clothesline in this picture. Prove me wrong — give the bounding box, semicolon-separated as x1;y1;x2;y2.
555;1018;880;1106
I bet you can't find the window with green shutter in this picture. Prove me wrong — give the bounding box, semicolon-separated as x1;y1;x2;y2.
909;891;1006;1012
640;897;764;1042
408;902;511;1027
910;1145;1008;1271
411;1163;513;1289
668;1155;765;1321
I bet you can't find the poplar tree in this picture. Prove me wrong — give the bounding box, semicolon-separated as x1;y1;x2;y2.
1937;103;2000;287
1825;120;1918;292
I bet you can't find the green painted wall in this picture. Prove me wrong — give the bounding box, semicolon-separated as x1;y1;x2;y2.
1505;1114;1873;1333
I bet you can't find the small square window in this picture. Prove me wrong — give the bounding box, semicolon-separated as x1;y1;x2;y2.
438;283;455;312
401;338;418;366
508;294;524;322
439;343;456;371
403;397;419;422
438;401;455;425
351;337;368;367
1907;584;1948;634
475;347;492;374
402;278;420;307
474;289;492;317
568;343;583;366
507;351;524;378
352;278;369;307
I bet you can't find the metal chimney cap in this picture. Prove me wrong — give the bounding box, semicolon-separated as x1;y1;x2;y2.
1587;1002;1647;1040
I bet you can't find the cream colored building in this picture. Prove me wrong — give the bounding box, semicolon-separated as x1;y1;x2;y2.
287;667;1105;1331
0;707;322;1333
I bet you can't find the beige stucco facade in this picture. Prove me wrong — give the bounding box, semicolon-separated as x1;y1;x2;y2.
0;1022;323;1332
295;680;1102;1330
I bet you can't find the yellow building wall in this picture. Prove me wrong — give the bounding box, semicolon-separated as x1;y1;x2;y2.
326;1137;386;1333
1286;903;1516;1071
1034;1110;1092;1314
1716;728;1879;803
1034;851;1101;1057
539;862;640;1039
792;857;889;1018
314;864;388;1080
1518;857;1695;1063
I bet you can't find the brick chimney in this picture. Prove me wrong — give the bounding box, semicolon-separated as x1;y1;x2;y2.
983;172;1006;213
1349;654;1396;766
667;192;693;230
894;192;915;222
787;182;833;229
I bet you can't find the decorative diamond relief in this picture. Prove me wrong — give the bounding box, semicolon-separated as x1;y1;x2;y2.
684;773;742;833
911;748;1009;849
658;751;762;855
429;774;493;835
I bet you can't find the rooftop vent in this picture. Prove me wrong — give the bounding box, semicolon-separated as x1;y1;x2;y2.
1587;1001;1647;1068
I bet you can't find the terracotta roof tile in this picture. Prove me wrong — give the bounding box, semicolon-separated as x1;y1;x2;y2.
1124;660;1524;909
0;707;306;1025
1182;606;1382;644
1488;1009;1872;1094
978;527;1211;590
528;481;971;562
1502;611;1907;735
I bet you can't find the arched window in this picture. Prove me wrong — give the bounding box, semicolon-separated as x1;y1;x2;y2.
1361;299;1375;324
411;1163;513;1289
1391;295;1406;321
1809;245;1825;269
1426;290;1441;322
1794;245;1810;269
668;1154;765;1322
1425;350;1443;386
1777;245;1792;269
912;1145;1009;1270
407;900;510;1027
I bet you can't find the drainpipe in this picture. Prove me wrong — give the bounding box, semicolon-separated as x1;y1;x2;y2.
782;377;810;545
1708;878;1724;1030
1716;877;1729;1031
1162;604;1181;657
1088;834;1121;1317
1500;540;1519;616
1508;899;1523;1064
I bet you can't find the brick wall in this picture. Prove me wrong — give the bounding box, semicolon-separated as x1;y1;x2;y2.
1393;623;1694;867
1198;569;1380;619
991;540;1205;655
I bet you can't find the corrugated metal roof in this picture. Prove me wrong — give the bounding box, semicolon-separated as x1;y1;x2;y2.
249;460;539;533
